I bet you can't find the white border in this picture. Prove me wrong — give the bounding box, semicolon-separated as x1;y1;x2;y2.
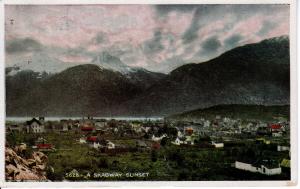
0;0;297;187
0;0;295;5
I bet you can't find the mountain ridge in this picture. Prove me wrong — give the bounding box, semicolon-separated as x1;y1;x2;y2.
6;36;290;116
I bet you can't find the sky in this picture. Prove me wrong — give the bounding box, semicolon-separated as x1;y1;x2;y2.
5;4;290;73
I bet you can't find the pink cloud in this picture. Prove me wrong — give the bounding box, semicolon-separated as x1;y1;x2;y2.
5;4;290;73
58;55;92;63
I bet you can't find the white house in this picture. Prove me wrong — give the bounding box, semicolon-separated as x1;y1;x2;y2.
211;141;224;148
272;132;283;137
152;134;167;142
79;138;87;144
94;120;106;131
141;126;151;133
204;120;210;127
26;118;45;133
113;127;119;133
107;141;115;149
92;142;102;149
277;145;290;152
183;136;194;145
177;131;184;138
235;160;281;175
62;124;69;132
172;137;184;145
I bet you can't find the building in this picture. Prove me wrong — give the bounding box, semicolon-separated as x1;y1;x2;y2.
7;125;23;133
151;134;167;142
86;136;102;149
184;136;194;145
277;145;290;152
211;141;224;148
272;131;283;137
25;118;45;133
280;159;290;168
152;142;160;150
177;131;184;138
36;143;53;150
172;137;184;145
268;124;283;132
136;140;148;150
235;159;281;175
80;124;95;132
184;127;194;136
256;138;271;145
79;137;87;144
107;141;115;149
95;120;107;131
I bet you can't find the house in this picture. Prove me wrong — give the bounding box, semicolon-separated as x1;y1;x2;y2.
268;124;283;132
256;126;270;136
86;136;100;148
141;126;151;133
235;159;281;175
36;143;53;151
25;118;45;133
184;127;194;136
86;136;98;143
272;131;283;137
95;120;107;131
171;137;184;145
113;127;119;133
203;120;210;127
79;137;87;144
80;124;95;132
152;142;160;150
107;140;115;149
184;136;194;145
131;122;141;130
35;137;47;145
151;134;167;142
136;140;148;149
280;159;290;168
177;131;184;138
256;138;271;145
7;125;23;133
277;145;290;152
60;120;70;132
211;141;224;148
86;136;113;150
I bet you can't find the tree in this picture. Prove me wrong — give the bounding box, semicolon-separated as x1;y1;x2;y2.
151;150;158;162
160;137;169;147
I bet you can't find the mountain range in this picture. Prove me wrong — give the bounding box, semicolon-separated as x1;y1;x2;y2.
6;36;290;117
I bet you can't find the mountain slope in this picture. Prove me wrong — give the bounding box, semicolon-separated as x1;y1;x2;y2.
118;36;290;116
6;36;290;117
92;51;166;89
6;64;143;116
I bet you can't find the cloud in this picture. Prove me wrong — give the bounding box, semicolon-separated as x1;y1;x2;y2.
92;32;109;44
148;55;185;73
224;34;243;49
201;36;221;54
6;38;42;54
5;4;290;73
154;5;197;16
257;20;278;36
142;30;164;54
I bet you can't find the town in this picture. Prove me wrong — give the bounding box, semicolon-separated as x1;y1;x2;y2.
5;115;290;181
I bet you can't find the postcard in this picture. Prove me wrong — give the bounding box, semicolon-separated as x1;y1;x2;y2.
0;0;297;187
